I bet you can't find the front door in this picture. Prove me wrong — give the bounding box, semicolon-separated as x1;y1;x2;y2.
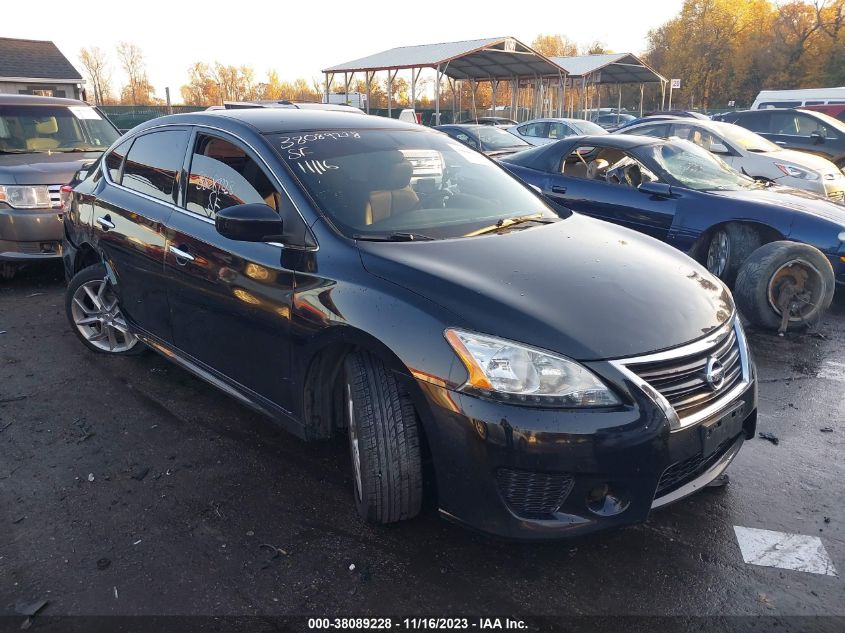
163;130;298;407
545;144;678;241
93;129;189;340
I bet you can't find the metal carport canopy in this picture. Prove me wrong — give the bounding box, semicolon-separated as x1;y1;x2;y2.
323;37;564;80
550;53;665;84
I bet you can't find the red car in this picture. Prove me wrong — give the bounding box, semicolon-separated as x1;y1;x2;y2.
801;103;845;123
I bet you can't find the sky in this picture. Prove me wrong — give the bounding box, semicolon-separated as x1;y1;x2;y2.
5;0;686;103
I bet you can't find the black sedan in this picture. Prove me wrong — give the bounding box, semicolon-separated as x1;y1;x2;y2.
63;110;756;539
500;135;844;331
434;124;531;157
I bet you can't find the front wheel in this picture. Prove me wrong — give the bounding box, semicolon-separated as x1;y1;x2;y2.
65;263;144;355
705;224;762;285
344;352;423;524
734;241;835;333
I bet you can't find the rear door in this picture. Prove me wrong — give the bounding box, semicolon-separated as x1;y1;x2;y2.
163;129;299;406
92;128;189;340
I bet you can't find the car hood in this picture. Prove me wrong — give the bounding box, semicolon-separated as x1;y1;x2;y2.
703;186;845;225
0;151;102;185
358;214;734;361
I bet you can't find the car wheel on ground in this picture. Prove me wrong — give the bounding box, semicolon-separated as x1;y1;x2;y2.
65;263;144;355
705;223;762;285
344;351;423;524
734;241;835;333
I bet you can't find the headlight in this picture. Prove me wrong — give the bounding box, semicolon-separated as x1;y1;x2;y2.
444;328;621;407
774;163;820;181
838;231;845;242
0;185;53;209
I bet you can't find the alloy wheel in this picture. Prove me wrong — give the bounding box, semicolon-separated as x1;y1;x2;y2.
706;230;730;277
70;277;138;353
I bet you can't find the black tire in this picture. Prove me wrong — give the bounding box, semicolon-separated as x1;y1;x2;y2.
65;263;146;355
734;241;835;331
344;352;422;524
704;223;763;285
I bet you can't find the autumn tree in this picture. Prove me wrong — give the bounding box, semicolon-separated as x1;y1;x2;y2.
78;47;112;105
116;42;155;105
531;34;579;57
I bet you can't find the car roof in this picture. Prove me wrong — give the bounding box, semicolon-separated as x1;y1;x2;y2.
0;93;91;107
134;108;420;135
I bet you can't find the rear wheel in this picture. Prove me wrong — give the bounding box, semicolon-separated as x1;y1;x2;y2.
65;263;144;355
705;224;762;285
734;241;835;333
344;352;422;524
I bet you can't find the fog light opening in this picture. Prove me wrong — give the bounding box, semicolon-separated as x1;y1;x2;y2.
586;483;630;517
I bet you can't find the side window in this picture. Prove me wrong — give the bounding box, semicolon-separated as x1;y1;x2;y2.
185;134;279;219
793;113;827;137
741;112;770;133
770;112;799;135
122;130;189;204
673;125;718;149
104;138;132;184
518;122;548;137
630;124;666;138
547;122;574;140
759;101;801;109
454;133;478;149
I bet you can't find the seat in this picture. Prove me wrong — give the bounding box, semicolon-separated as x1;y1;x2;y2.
364;152;418;225
26;118;60;150
586;159;609;180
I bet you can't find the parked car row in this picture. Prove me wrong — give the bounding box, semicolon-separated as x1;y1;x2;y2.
4;94;844;542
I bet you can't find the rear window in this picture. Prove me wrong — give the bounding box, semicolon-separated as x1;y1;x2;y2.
122;130;189;204
0;104;119;153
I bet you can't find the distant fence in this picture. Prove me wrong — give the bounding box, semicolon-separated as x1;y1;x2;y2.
99;106;206;131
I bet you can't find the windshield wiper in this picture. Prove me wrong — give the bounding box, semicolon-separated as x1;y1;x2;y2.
353;232;435;242
465;214;557;237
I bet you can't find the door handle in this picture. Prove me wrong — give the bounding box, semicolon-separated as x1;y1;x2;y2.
169;245;195;263
775;141;787;146
96;215;115;230
551;185;567;194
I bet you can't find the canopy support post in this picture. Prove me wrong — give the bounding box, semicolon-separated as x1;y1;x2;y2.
365;71;373;114
617;84;622;123
639;83;644;117
325;72;333;104
435;64;441;126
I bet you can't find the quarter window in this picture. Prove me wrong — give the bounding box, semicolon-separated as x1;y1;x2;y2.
105;138;132;183
185;134;279;219
547;122;573;139
122;130;189;204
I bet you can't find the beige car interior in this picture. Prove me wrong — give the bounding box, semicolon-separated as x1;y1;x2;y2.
26;117;61;150
201;137;278;210
364;152;418;225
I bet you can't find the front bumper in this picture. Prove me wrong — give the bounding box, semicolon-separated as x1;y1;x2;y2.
415;325;758;540
828;254;845;287
0;205;64;262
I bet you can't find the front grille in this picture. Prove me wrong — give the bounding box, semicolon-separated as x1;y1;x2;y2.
627;326;743;421
655;436;737;497
496;468;574;518
47;184;62;208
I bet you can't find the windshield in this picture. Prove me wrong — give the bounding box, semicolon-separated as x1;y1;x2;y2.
267;129;556;240
570;120;608;135
476;126;529;149
647;139;758;191
0;105;119;153
715;122;780;152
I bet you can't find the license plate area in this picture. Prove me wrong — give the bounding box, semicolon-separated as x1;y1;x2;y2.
700;404;745;457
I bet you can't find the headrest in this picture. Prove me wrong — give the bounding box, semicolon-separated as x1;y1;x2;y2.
368;151;413;191
586;158;609;179
35;118;58;134
204;138;244;159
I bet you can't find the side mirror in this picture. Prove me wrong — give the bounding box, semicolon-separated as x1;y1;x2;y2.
215;203;284;242
810;131;825;145
709;142;730;154
638;181;672;197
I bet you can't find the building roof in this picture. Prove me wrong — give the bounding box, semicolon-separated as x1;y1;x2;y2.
0;37;82;81
550;53;665;84
323;37;565;80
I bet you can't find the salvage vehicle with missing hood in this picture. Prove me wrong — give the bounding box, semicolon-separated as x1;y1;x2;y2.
63;109;757;539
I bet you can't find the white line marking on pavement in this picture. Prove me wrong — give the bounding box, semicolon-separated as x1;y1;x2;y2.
734;526;838;577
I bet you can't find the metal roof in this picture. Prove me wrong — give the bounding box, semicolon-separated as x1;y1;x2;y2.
551;53;665;84
323;37;566;80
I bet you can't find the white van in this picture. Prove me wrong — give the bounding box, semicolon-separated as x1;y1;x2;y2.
751;87;845;109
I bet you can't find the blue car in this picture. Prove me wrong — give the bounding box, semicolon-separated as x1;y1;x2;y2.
500;135;845;331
